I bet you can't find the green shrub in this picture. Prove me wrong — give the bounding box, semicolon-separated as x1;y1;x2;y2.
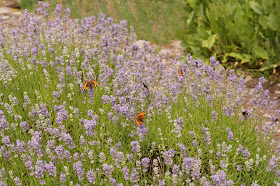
181;0;280;76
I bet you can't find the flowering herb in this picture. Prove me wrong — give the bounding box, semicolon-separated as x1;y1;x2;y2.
0;2;279;185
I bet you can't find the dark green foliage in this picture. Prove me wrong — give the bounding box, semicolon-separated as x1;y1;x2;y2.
181;0;280;76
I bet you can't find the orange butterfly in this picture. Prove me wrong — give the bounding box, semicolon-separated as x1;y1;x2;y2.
135;111;145;126
178;67;183;76
83;80;99;90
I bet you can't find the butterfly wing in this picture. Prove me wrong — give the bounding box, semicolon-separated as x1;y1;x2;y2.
83;80;99;90
179;67;183;76
83;81;89;90
135;111;145;126
90;80;99;87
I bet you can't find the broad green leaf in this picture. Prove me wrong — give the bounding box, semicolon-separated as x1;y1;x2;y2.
202;35;215;49
258;15;268;29
267;13;279;31
197;26;209;39
226;52;243;60
252;45;269;59
265;39;271;55
249;1;263;14
262;0;273;13
243;54;252;62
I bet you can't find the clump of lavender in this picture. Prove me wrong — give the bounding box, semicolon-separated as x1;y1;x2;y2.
0;1;279;185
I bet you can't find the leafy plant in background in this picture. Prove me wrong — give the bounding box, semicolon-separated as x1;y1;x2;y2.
181;0;280;79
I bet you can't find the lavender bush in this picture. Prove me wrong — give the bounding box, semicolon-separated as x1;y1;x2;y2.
0;2;280;185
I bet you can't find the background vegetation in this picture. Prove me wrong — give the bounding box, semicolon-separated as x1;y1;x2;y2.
181;0;280;80
19;0;280;80
19;0;186;45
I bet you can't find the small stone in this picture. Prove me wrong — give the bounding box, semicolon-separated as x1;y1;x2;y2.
248;89;254;95
135;40;149;49
0;7;11;14
1;0;20;9
171;40;182;49
275;90;280;95
1;15;10;20
263;113;271;118
244;76;253;83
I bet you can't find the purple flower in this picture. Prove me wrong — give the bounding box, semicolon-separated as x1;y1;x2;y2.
44;161;56;177
275;169;280;178
40;103;49;117
2;135;10;145
55;145;65;160
130;169;139;183
236;165;243;171
266;156;279;171
109;177;116;185
84;119;97;136
102;163;112;177
110;147;117;160
137;126;149;141
130;141;140;153
211;110;218;122
243;149;250;159
163;148;176;166
73;161;84;181
141;157;150;168
172;165;179;174
122;166;130;180
20;121;29;132
182;156;195;174
226;127;233;141
86;169;95;183
34;160;44;179
14;177;21;186
88;109;93;118
211;170;233;186
60;172;66;183
192;139;198;147
159;180;166;186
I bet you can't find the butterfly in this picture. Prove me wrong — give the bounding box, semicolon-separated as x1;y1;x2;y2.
83;80;99;90
135;111;146;126
178;67;183;76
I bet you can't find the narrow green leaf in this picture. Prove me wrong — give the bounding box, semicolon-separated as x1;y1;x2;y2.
258;64;274;72
187;11;195;25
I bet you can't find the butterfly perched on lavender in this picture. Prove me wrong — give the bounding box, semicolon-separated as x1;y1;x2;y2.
83;80;99;90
